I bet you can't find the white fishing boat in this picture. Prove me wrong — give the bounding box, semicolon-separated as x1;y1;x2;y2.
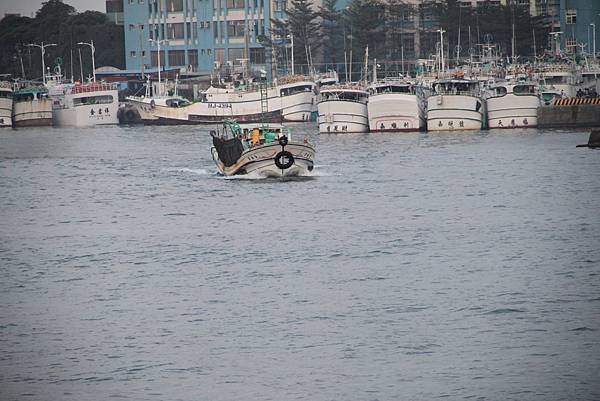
0;81;13;128
367;78;425;132
537;64;578;99
317;85;369;133
12;84;52;127
124;77;191;124
486;81;539;128
46;80;119;127
427;78;486;131
277;75;316;122
211;120;315;178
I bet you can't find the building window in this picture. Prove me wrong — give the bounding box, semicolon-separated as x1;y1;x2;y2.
566;37;577;53
167;0;183;12
188;49;198;69
139;24;145;30
566;9;576;24
130;51;137;57
228;48;244;63
138;0;144;3
250;48;265;64
168;23;185;39
168;50;186;66
227;0;244;9
129;24;136;31
227;20;245;37
151;50;165;66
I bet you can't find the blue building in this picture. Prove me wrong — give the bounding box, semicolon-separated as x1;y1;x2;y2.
559;0;600;56
123;0;274;76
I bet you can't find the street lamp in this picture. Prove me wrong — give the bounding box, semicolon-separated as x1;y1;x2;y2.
591;23;596;59
149;38;168;96
437;29;446;74
77;40;96;83
26;42;57;84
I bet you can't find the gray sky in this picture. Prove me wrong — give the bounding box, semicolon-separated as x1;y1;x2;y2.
0;0;104;18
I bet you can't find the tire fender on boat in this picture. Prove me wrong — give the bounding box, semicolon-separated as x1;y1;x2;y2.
278;135;288;147
274;150;294;170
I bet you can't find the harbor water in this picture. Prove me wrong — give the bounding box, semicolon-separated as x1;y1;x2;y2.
1;124;599;401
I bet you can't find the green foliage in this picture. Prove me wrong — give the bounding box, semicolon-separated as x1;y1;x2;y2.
0;0;124;81
318;0;341;65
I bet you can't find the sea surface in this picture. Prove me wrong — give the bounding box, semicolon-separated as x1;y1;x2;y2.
1;124;599;401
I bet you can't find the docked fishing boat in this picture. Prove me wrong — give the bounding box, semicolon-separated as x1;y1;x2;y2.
277;75;316;122
12;84;52;127
427;78;486;131
486;81;539;128
317;84;369;133
124;77;191;124
367;78;425;132
537;64;578;99
45;67;119;127
0;81;13;128
211;120;315;178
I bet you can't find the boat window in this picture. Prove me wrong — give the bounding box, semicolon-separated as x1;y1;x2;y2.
513;85;535;95
166;98;191;107
543;76;569;85
493;87;507;96
280;84;313;97
73;95;114;106
376;85;411;94
0;90;12;99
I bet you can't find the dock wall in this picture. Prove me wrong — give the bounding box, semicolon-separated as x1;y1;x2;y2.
539;103;600;128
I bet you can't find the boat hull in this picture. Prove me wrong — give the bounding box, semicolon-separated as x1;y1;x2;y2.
368;93;424;132
487;94;539;128
318;100;369;133
427;94;485;131
212;142;315;177
13;99;53;127
51;89;119;127
0;98;13;128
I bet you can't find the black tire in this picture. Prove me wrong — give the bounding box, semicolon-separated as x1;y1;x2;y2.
125;110;136;122
274;151;294;170
278;135;288;147
150;100;156;109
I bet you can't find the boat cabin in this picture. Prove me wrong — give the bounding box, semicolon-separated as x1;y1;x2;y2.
432;79;480;96
368;83;414;96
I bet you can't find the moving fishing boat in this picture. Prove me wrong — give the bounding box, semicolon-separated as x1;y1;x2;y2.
211;120;315;178
12;84;53;127
0;81;13;128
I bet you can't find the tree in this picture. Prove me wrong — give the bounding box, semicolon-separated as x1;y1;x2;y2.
318;0;341;66
0;0;124;81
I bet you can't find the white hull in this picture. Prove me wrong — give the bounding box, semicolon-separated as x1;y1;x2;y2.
12;99;53;127
368;93;424;132
278;79;315;122
318;100;368;133
212;142;315;178
427;94;485;131
50;88;119;127
0;97;12;128
487;94;539;128
280;91;314;122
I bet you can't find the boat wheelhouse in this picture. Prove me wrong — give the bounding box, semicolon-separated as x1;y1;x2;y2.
427;78;486;131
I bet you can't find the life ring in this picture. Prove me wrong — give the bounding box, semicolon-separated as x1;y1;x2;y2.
274;150;294;170
150;99;156;109
278;135;288;146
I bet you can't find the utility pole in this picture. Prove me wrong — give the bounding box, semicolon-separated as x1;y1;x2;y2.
26;42;57;84
77;40;96;82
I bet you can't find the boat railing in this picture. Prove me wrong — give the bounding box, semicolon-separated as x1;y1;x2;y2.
69;83;117;94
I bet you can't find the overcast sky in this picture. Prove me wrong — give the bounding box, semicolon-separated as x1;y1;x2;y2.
0;0;104;18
